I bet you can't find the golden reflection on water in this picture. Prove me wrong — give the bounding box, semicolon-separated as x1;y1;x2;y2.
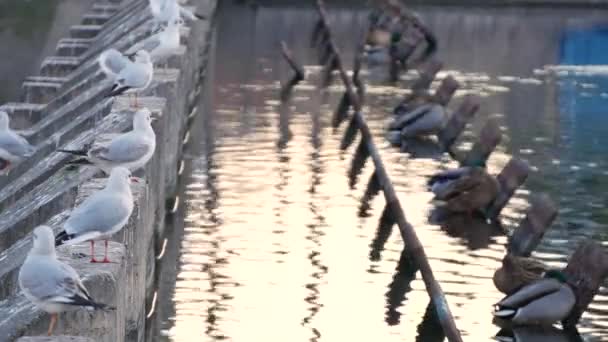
157;3;608;342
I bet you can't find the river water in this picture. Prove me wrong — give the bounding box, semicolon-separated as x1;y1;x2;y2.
150;2;608;341
3;1;608;341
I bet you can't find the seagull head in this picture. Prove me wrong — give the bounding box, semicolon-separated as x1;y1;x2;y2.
133;107;155;130
108;167;136;192
32;225;56;256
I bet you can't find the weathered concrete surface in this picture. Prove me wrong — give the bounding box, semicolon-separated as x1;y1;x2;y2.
17;336;95;342
0;0;216;340
0;242;126;342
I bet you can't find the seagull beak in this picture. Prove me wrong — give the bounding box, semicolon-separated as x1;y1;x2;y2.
131;177;140;183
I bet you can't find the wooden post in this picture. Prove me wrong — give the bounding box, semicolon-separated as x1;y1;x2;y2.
315;2;463;340
434;76;459;106
461;119;502;167
562;241;608;328
485;158;530;220
437;95;480;151
508;194;558;257
411;59;442;92
279;41;305;102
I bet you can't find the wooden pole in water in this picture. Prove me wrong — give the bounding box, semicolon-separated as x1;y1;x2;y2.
314;1;463;341
562;241;608;328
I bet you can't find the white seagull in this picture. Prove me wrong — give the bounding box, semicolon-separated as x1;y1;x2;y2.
130;17;183;66
19;226;110;336
99;49;154;107
149;0;206;30
0;111;35;174
55;167;135;263
57;108;156;174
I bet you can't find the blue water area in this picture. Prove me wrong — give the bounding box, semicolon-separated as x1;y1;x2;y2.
561;26;608;65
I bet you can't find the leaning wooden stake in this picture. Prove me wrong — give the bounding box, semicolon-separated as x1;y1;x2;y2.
562;241;608;328
485;158;530;221
315;1;463;340
508;194;558;257
461;119;502;167
279;41;305;102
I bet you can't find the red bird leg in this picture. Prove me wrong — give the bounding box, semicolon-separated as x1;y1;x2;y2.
90;241;98;263
102;240;111;263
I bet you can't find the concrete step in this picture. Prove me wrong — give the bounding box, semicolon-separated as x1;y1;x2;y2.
69;25;103;39
17;336;95;342
82;13;114;26
0;103;45;131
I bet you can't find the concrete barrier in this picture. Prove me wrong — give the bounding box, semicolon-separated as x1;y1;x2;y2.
0;0;217;340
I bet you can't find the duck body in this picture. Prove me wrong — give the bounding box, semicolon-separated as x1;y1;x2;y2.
494;270;576;326
389;103;448;138
427;166;499;214
493;254;548;295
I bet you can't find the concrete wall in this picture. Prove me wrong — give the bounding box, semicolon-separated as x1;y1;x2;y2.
0;0;217;341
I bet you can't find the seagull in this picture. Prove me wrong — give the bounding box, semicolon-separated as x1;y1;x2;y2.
57;108;156;174
55;167;136;263
149;0;206;30
99;49;154;107
130;17;182;66
19;226;110;336
0;111;35;174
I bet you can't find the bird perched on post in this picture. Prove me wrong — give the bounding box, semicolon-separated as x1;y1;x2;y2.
55;167;135;263
493;254;549;295
19;226;111;335
493;269;576;326
149;0;206;31
0;111;35;175
99;49;153;108
129;18;183;67
427;165;500;218
57;108;156;174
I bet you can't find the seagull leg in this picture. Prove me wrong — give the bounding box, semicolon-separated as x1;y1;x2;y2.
90;240;98;263
134;93;139;108
47;313;58;336
102;240;111;263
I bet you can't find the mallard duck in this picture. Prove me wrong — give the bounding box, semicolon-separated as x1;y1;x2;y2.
495;326;573;342
427;166;499;215
494;270;576;326
388;103;449;138
393;76;459;117
493;254;548;295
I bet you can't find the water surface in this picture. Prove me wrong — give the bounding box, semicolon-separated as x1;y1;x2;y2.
155;2;608;341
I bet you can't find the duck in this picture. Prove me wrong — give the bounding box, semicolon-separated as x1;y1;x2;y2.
388;102;449;139
393;75;459;117
427;165;500;216
493;254;549;295
494;269;576;326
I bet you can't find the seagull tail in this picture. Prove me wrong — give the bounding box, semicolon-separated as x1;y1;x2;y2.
105;86;131;98
65;158;93;166
57;148;88;157
54;230;74;247
67;294;115;311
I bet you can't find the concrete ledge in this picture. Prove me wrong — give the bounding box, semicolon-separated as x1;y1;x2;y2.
17;336;95;342
0;0;216;340
0;242;126;342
